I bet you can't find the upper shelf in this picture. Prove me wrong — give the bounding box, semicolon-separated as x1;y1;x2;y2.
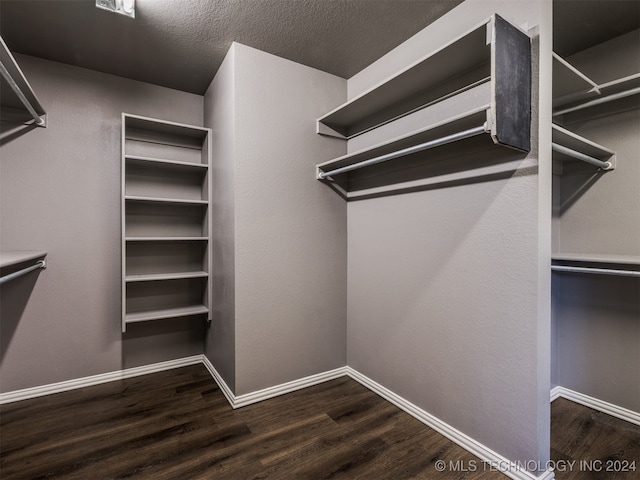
317;17;492;139
124;114;210;151
0;36;46;127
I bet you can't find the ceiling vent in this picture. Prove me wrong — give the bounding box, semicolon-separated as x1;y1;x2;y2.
96;0;135;18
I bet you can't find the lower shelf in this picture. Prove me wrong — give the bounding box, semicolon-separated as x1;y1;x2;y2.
125;271;208;282
125;305;209;324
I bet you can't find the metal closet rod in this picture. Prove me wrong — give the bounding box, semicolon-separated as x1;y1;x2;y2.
553;86;640;117
552;265;640;278
551;143;612;170
318;125;487;180
0;61;45;126
0;260;46;285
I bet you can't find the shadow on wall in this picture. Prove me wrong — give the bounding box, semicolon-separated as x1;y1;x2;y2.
556;166;606;216
121;316;206;370
0;266;42;363
339;137;531;202
0;120;38;146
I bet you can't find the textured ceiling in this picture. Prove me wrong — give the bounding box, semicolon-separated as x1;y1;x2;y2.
0;0;464;95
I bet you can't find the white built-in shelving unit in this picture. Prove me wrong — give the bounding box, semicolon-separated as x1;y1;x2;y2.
121;114;212;332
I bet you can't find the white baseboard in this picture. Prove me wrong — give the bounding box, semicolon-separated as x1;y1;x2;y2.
0;355;203;405
201;355;348;409
550;386;640;426
346;368;554;480
550;385;562;402
200;355;236;407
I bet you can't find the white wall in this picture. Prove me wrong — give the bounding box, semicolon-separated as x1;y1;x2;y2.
345;0;552;470
204;43;348;395
0;55;205;393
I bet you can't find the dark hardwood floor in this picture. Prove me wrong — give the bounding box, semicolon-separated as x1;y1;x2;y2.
1;365;638;479
0;365;506;479
551;397;640;480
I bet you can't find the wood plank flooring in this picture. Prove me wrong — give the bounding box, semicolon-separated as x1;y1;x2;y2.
551;397;640;480
0;365;506;479
1;365;638;479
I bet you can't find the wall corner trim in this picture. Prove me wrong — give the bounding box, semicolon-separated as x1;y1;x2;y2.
550;386;640;426
201;354;349;409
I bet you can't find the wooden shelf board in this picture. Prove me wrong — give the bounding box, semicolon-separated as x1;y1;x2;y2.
125;195;208;206
0;250;47;269
125;305;209;324
317;17;490;137
125;155;208;169
125;271;208;282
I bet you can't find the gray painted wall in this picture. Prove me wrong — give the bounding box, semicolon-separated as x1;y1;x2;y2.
0;55;205;393
552;30;640;409
204;43;347;395
203;47;237;390
345;0;552;469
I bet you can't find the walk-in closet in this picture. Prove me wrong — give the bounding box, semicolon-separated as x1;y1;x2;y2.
1;1;638;479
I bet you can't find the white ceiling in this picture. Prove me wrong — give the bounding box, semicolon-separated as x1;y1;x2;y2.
0;0;464;94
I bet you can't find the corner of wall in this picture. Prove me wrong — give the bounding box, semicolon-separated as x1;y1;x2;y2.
203;43;237;393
